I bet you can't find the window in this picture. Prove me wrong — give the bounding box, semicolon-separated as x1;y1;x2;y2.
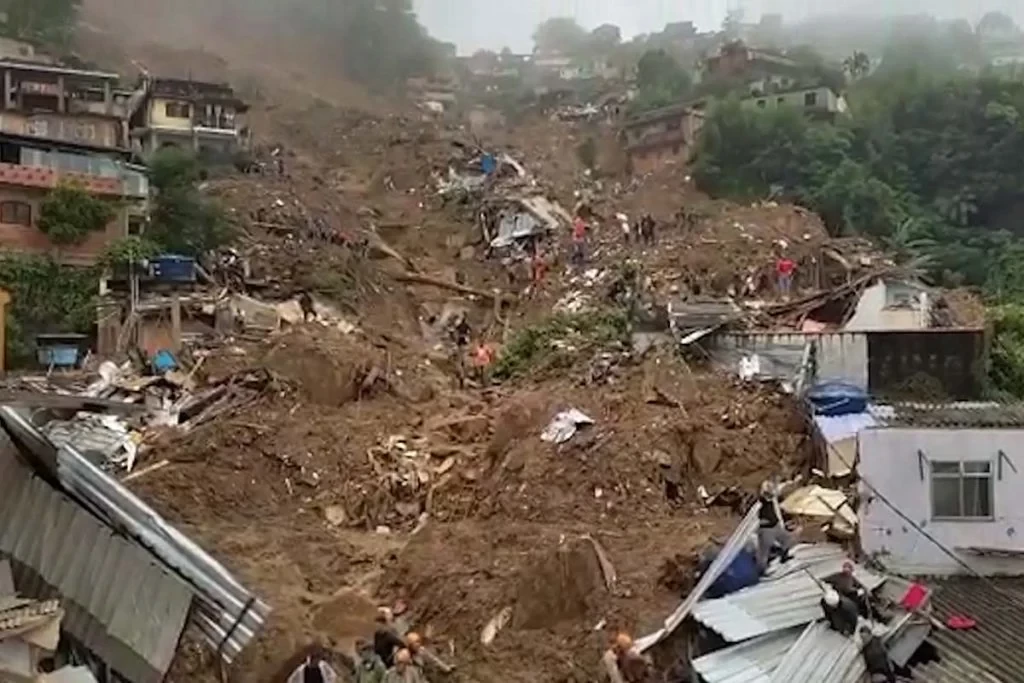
931;461;993;519
756;99;767;108
804;91;819;107
164;101;191;119
0;201;31;227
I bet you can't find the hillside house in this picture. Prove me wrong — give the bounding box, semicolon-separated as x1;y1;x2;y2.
129;77;248;157
743;85;848;119
704;41;803;90
621;104;705;174
858;403;1024;576
843;278;929;331
0;60;148;265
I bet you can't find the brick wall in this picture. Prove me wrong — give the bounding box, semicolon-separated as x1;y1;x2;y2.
0;186;126;265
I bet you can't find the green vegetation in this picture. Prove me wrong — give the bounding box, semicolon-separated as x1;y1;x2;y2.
146;148;233;257
0;255;96;366
632;49;692;113
493;311;630;381
38;183;115;246
0;0;81;47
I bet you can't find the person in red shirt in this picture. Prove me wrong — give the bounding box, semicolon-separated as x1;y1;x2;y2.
571;216;588;266
776;256;796;297
530;247;548;296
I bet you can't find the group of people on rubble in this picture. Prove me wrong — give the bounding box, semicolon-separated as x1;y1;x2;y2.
752;481;900;683
287;604;454;683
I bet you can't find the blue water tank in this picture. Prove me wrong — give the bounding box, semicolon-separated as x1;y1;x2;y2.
151;255;196;283
808;381;868;416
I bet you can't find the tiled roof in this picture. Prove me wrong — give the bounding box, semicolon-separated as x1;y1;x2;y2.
869;402;1024;429
913;578;1024;683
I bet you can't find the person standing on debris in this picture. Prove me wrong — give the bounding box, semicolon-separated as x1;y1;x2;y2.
354;639;387;683
374;608;406;668
601;633;652;683
287;648;339;683
406;632;455;677
859;625;897;683
775;254;796;298
755;480;793;572
827;561;871;617
571;214;588;266
821;588;860;637
299;290;316;322
383;649;425;683
472;342;496;386
530;247;548;296
640;213;656;246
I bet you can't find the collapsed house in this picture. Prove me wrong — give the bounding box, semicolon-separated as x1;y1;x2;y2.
0;405;269;682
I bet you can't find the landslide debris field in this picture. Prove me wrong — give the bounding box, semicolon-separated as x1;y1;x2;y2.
118;106;816;683
68;24;980;683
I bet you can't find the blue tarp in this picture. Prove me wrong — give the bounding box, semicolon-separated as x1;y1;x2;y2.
480;154;497;175
808;381;868;416
702;548;761;600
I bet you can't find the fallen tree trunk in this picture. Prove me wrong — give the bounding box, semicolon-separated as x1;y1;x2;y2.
393;272;516;304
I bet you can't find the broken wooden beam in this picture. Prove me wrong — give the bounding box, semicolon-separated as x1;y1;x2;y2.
393;272;517;304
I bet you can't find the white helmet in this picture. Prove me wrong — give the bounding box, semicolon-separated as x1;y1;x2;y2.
823;589;840;608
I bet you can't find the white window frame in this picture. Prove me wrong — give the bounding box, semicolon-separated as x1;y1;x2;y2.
930;460;995;521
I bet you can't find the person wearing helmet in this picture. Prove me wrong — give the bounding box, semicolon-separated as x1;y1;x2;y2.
383;648;425;683
601;633;652;683
821;588;859;636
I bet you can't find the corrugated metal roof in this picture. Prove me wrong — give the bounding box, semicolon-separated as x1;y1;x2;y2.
912;577;1024;683
0;406;270;665
869;402;1024;429
692;545;884;642
0;434;192;683
692;628;802;683
0;596;60;633
43;416;130;462
768;621;865;683
636;503;762;653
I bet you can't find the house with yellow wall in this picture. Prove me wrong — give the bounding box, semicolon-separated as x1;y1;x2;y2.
129;77;249;158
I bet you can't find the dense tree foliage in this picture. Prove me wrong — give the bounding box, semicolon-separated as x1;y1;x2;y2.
632;49;692;112
147;149;234;257
38;184;115;246
0;0;81;46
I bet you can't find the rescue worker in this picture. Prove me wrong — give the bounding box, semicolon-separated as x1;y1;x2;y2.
299;290;316;322
286;648;339;683
821;588;859;637
406;632;454;676
571;215;588;266
827;561;870;617
776;254;796;298
383;649;426;683
860;625;897;683
530;247;548;297
354;639;387;683
373;608;406;668
601;633;652;683
471;342;496;387
640;213;656;246
755;481;793;572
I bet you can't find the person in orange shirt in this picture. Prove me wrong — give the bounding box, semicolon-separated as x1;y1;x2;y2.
472;343;496;386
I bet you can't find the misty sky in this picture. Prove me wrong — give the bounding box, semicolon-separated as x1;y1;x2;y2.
414;0;1024;54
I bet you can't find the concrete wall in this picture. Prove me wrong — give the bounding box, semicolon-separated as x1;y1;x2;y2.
713;331;869;388
744;86;847;115
148;97;192;130
846;281;929;332
0;186;126;266
860;427;1024;575
0;111;121;148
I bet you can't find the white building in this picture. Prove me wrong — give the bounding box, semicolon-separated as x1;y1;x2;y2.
844;278;930;332
858;403;1024;576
